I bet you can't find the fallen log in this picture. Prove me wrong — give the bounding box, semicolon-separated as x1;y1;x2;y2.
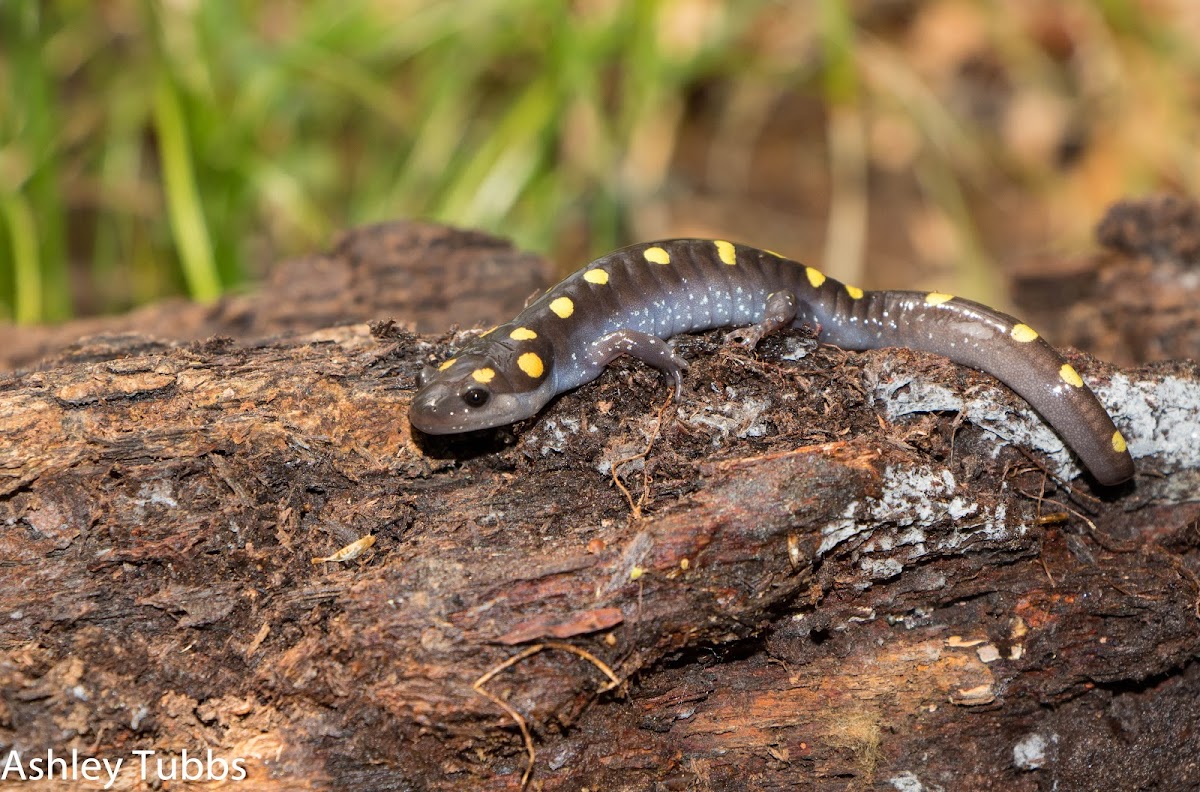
2;220;1198;790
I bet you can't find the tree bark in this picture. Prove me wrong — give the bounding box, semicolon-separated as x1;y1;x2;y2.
2;220;1198;791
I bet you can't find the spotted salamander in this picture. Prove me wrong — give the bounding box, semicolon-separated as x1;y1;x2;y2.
410;239;1134;485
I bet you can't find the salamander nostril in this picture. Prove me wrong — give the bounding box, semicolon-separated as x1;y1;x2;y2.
416;366;438;387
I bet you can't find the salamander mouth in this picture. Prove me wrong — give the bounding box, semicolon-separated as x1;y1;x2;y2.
408;391;470;434
408;388;533;435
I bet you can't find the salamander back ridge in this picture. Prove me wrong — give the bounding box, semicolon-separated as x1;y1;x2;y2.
410;239;1134;486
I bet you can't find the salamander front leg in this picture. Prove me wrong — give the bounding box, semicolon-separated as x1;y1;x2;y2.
724;290;801;349
588;329;690;397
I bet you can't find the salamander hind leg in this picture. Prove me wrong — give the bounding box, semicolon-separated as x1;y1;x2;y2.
724;290;801;349
588;329;690;398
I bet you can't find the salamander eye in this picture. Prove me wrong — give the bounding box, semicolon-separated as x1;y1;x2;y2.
462;387;490;408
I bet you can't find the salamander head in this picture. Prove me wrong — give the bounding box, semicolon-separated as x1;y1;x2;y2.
409;346;555;434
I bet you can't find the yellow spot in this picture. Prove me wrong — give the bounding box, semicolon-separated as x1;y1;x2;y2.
715;240;737;265
1059;364;1084;388
550;296;575;318
509;327;537;341
680;558;690;571
644;246;671;264
845;284;864;299
925;292;954;306
1010;324;1039;343
518;352;544;379
471;368;495;384
583;269;609;285
630;566;645;580
805;267;826;288
438;358;457;371
1112;430;1127;453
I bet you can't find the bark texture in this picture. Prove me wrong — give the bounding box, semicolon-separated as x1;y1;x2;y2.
2;213;1199;791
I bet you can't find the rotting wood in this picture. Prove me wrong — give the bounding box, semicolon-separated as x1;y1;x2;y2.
1;222;1199;790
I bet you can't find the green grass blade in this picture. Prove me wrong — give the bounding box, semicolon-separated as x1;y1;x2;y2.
0;192;41;324
152;71;221;302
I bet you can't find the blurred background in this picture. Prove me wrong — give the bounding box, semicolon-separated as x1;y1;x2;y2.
2;0;1199;325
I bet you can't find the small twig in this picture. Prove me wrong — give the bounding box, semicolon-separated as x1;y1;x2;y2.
610;390;675;518
980;427;1105;510
1065;502;1137;554
1107;579;1162;602
1038;553;1057;588
610;468;639;520
472;682;535;787
1016;488;1200;614
540;640;623;692
1021;476;1057;587
473;642;623;787
1029;468;1070;526
947;406;967;471
1017;487;1138;554
1014;443;1105;509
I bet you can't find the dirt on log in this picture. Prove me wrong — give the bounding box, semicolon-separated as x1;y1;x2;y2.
2;215;1200;791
